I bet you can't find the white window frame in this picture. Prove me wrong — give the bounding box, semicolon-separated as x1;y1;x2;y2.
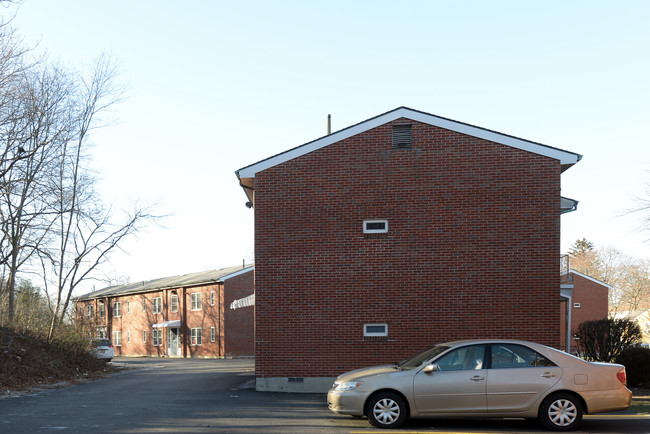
573;302;581;308
86;304;94;319
210;326;216;342
126;301;131;313
142;330;147;343
191;327;202;346
210;291;215;306
113;331;122;346
153;329;163;346
127;330;131;343
191;293;202;311
170;294;179;313
363;219;388;234
142;298;146;312
152;297;162;314
364;323;388;337
113;302;121;317
99;303;105;318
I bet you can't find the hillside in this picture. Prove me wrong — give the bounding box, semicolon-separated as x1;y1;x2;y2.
0;326;114;396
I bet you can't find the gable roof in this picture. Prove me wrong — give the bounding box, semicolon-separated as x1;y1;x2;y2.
74;265;254;301
236;107;582;204
569;269;613;289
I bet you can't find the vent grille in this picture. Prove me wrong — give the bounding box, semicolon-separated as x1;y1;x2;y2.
392;124;412;149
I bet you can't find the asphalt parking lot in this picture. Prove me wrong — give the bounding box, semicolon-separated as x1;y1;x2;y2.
0;357;648;433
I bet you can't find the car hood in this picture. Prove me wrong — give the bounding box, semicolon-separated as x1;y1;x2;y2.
335;364;400;383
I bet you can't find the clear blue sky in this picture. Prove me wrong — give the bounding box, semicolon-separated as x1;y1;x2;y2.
6;1;650;293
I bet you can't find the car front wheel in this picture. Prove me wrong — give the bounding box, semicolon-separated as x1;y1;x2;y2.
366;392;407;429
539;393;583;431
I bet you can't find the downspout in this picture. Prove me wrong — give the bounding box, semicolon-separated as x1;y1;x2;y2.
181;287;187;357
566;295;572;353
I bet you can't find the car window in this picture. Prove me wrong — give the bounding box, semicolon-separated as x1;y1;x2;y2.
398;345;450;370
92;339;111;347
433;344;486;371
490;344;556;368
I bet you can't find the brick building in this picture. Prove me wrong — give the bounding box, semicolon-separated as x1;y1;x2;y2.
236;107;581;391
236;107;582;392
560;269;611;353
74;265;254;358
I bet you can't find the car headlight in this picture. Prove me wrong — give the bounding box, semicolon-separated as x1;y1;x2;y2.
333;381;363;391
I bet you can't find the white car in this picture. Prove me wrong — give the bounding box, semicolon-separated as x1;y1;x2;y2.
89;338;114;362
328;339;632;431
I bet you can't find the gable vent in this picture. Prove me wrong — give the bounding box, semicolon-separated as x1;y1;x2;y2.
392;124;412;149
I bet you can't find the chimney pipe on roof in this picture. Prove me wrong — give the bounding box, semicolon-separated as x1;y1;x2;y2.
327;114;331;135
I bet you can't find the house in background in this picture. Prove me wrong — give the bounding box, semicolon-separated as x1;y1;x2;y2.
236;106;582;392
615;309;650;346
74;265;254;358
560;268;611;353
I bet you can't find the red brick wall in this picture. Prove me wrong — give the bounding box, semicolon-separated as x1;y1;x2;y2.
254;119;562;378
560;272;609;351
223;271;255;357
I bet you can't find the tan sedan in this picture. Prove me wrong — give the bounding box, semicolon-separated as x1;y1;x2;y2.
327;339;631;430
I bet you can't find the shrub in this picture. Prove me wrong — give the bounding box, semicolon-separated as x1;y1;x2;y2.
573;318;642;362
616;346;650;386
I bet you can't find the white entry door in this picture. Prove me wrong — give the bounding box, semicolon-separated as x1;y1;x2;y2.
167;328;181;356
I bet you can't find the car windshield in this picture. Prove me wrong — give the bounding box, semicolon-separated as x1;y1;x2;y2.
397;345;450;370
92;339;111;347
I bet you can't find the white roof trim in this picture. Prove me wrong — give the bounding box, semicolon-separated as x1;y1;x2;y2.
237;107;581;179
218;265;254;282
569;270;613;289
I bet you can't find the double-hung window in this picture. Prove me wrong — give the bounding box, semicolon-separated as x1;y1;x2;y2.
153;329;162;346
152;297;162;314
170;295;178;313
113;331;122;346
86;305;94;318
191;293;202;311
191;328;202;346
113;302;121;317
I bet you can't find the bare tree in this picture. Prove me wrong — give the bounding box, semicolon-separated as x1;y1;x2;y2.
567;238;650;315
0;62;74;324
34;56;161;340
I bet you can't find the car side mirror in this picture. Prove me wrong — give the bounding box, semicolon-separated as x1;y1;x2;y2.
423;364;438;374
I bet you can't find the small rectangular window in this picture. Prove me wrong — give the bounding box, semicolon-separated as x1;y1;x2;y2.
363;220;388;234
364;323;388;337
113;302;121;317
127;330;131;343
142;298;146;312
126;301;130;313
210;327;216;342
171;295;179;313
210;291;215;306
574;303;581;308
142;330;147;343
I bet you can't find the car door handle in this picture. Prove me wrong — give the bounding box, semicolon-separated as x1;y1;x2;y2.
470;375;485;382
541;372;556;378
